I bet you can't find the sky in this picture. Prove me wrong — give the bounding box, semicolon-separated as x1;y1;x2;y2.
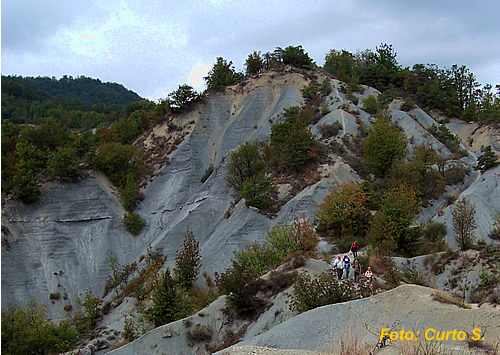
2;0;500;101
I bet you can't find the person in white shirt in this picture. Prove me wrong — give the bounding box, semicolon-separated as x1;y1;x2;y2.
331;255;344;280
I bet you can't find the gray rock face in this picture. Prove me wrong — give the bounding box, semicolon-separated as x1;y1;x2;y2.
2;71;499;326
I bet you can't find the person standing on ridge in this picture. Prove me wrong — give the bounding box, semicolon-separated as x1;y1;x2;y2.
351;240;358;257
343;254;351;279
353;260;362;282
331;255;343;280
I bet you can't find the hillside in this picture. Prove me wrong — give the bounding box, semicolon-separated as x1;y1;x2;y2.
2;61;500;354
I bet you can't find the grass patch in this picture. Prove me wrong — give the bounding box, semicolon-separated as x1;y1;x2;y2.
431;291;471;309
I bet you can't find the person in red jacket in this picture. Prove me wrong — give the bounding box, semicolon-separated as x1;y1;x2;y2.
350;240;358;257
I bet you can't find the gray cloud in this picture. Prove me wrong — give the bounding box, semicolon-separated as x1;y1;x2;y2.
1;0;499;99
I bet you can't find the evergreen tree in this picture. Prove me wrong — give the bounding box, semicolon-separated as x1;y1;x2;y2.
174;230;201;290
474;145;499;173
204;57;243;92
245;51;264;76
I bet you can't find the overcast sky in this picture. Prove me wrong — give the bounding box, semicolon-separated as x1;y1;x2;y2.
2;0;499;101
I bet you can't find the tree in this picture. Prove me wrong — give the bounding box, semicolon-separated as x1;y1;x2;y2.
281;45;314;69
148;269;189;326
474;145;499;173
452;197;477;250
204;57;243;92
245;51;264;76
316;182;370;239
168;84;198;111
368;185;420;256
363;117;408;177
324;49;356;82
240;172;274;211
1;299;78;355
174;230;201;290
225;141;265;192
47;147;81;182
122;213;146;235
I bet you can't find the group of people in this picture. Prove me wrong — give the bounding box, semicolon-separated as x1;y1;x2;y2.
330;240;374;282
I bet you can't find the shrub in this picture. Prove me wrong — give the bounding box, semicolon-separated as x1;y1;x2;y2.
289;272;374;313
215;260;265;317
400;98;415;111
225;141;265;192
233;242;282;276
123;317;138;342
186;324;213;344
320;100;331;116
2;300;78;354
174;230;201;290
148;269;191;327
422;221;446;250
320;79;332;95
49;292;61;300
266;224;301;259
318;122;342;138
122;213;146;235
474;145;499;173
200;164;214;183
301;84;317;101
490;214;500;241
240;172;274;211
361;95;379;114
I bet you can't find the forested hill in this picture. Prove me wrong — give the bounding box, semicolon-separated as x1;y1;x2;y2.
2;75;142;105
1;75;143;128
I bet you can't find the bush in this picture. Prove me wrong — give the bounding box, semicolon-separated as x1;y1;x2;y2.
361;95;379;114
423;221;446;244
186;324;213;344
320;79;332;95
320;100;331;116
363;117;408;177
225;141;265;192
200;164;214;183
233;242;283;276
301;84;317;101
289;272;374;313
122;213;146;235
215;260;265;317
240;172;274;211
401;98;415;111
318;122;342;138
148;269;191;327
2;300;78;354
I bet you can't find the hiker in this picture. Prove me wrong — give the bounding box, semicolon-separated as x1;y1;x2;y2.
331;255;343;280
353;260;362;282
364;266;374;282
350;240;358;257
343;254;351;278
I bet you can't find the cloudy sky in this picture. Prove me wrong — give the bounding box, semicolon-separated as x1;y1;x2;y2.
2;0;499;101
